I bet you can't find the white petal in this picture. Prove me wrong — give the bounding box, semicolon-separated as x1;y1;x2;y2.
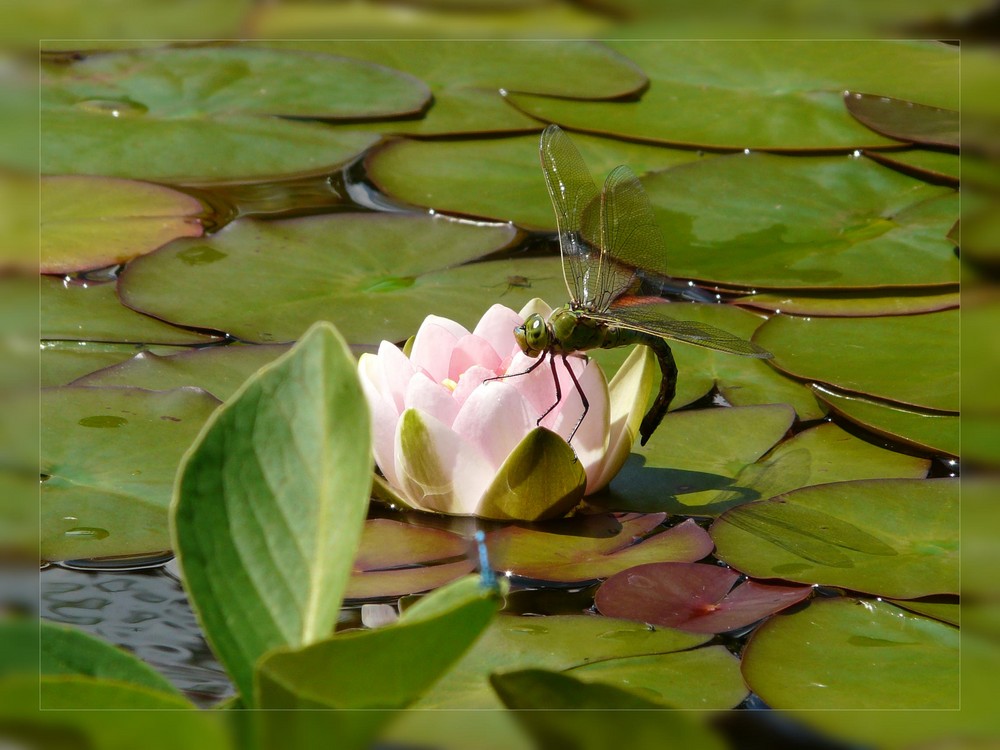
405;372;459;427
409;319;463;383
472;304;523;359
452;380;533;472
449;334;501;382
375;340;415;414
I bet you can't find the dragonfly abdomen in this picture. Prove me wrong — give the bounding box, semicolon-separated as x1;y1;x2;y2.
601;326;677;447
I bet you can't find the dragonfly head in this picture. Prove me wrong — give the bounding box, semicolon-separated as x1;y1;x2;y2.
514;314;549;357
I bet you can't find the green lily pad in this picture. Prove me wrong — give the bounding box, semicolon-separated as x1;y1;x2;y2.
734;288;959;317
885;597;960;626
742;597;959;709
753;310;959;412
72;343;291;401
18;1;251;39
41;176;203;274
41;46;422;181
41;341;183;387
507;40;957;150
413;613;709;709
492;668;729;749
256;40;643;135
484;514;714;583
844;92;959;148
568;645;748;709
40;385;221;561
711;478;958;598
595;562;812;633
345;519;474;600
118;213;569;345
41;275;220;345
637;154;958;290
368;133;704;229
814;384;959;457
606;420;928;517
866;148;960;186
600;404;795;515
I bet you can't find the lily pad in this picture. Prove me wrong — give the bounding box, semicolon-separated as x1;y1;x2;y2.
41;176;203;274
484;514;714;583
595;562;812;633
885;597;960;626
258;40;645;135
40;385;221;561
41;341;182;387
506;40;957;150
367;133;704;229
742;597;959;709
814;384;959;457
753;310;959;412
711;478;958;598
606;420;928;517
345;519;474;600
865;148;960;186
568;645;748;709
72;343;291;401
118;213;569;345
41;46;421;181
637;153;958;290
844;92;959;148
41;276;220;345
733;288;959;317
413;613;709;709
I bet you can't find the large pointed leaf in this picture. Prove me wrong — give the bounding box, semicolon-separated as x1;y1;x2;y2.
172;321;372;702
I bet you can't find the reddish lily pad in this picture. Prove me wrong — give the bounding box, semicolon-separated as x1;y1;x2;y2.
753;310;959;413
742;597;959;709
484;514;714;583
41;176;203;274
595;562;812;633
844;92;959;149
814;384;959;458
345;519;474;600
733;289;959;317
711;478;958;599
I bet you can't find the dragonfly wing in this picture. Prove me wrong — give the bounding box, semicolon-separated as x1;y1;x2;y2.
587;304;773;358
540;125;603;306
597;165;669;311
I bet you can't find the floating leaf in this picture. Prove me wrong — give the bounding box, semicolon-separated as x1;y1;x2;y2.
734;288;959;317
844;92;959;148
866;148;960;186
886;597;960;626
41;46;421;181
484;514;713;583
742;598;959;709
41;385;221;561
25;1;251;39
346;519;474;600
73;343;291;401
258;40;645;135
491;669;729;750
595;562;811;633
637;154;958;290
507;40;957;150
41;341;180;387
173;322;372;702
414;613;709;709
42;276;220;344
711;478;958;598
118;213;568;345
569;645;748;709
368;134;704;228
754;310;959;412
814;384;959;457
41;176;203;273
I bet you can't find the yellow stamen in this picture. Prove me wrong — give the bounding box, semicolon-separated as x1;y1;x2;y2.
442;378;458;392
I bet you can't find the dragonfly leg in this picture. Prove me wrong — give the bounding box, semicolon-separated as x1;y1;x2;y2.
535;353;562;425
483;352;547;384
561;354;589;445
639;339;677;446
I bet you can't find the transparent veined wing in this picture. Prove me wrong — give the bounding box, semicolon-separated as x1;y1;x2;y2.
585;303;773;358
539;124;603;307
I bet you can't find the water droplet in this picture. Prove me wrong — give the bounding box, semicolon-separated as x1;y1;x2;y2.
78;415;127;428
178;246;227;266
62;516;78;522
63;527;110;540
75;98;148;117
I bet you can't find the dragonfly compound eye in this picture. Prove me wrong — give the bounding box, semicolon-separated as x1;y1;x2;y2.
514;314;548;357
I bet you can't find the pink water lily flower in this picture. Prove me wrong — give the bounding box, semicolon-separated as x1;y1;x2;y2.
357;300;656;520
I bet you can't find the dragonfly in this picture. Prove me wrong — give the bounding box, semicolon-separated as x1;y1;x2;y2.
508;124;773;447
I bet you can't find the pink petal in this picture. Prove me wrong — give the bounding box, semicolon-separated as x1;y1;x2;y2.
452;381;533;472
409;318;466;383
405;372;459;427
452;365;495;408
472;305;523;359
450;334;502;382
547;361;609;489
375;341;415;415
395;410;495;516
